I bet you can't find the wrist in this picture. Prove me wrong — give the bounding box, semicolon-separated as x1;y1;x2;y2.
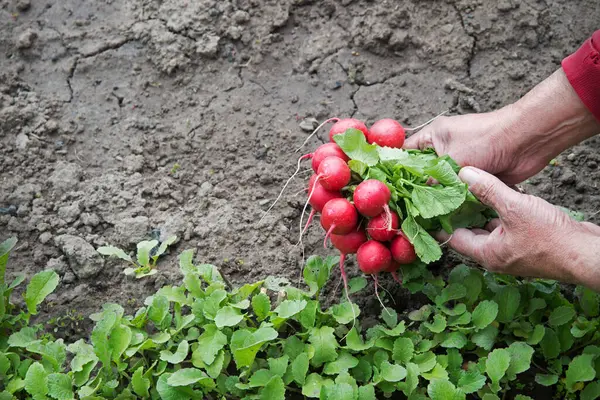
502;68;600;162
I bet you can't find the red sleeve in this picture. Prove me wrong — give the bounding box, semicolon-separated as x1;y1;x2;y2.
562;30;600;122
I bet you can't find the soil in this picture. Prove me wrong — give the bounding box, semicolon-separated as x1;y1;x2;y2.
1;0;600;354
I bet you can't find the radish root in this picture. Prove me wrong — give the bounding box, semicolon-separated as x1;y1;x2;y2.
303;210;316;235
294;117;340;153
372;274;388;312
259;154;312;224
391;270;402;284
323;224;336;248
339;253;357;337
297;179;319;247
405;110;449;132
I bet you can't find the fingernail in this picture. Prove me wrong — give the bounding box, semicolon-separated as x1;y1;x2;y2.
459;167;480;186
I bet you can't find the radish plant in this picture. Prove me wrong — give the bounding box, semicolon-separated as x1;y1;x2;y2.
97;235;178;278
1;237;599;399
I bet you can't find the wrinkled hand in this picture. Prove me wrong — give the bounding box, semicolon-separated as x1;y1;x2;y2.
403;108;544;186
405;68;600;186
437;167;600;291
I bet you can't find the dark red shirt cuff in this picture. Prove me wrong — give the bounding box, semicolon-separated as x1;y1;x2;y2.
562;30;600;122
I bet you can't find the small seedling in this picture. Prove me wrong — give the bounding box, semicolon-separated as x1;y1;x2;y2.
170;163;181;175
97;236;178;278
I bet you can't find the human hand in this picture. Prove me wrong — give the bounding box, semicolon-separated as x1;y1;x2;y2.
405;69;600;185
404;108;534;186
437;166;600;291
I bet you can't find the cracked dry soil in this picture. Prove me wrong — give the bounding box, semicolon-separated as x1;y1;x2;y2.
1;0;600;337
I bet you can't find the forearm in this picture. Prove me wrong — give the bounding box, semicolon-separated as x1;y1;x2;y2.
503;68;600;164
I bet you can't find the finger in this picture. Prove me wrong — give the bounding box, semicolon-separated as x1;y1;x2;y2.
403;126;434;150
459;167;523;217
437;228;489;264
485;218;501;232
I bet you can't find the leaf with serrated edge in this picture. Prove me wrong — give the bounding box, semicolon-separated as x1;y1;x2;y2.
275;300;307;319
565;354;596;391
197;324;227;365
411;184;466;219
428;379;463;400
131;366;150;398
402;210;442;264
486;349;510;384
47;373;73;400
333;129;379;166
308;326;338;367
549;305;576;327
159;340;189;364
392;337;414;364
472;300;498;329
25;270;59;315
506;342;534;379
24;362;48;399
215;306;244;328
458;370;486;394
167;368;211;387
291;353;309;385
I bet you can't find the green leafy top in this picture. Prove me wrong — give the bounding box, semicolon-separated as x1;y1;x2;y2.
333;132;490;264
2;240;599;400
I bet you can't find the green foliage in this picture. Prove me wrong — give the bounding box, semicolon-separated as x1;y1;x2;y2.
332;136;494;264
1;237;600;399
97;236;177;278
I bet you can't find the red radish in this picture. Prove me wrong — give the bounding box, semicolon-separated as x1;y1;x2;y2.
367;211;400;242
316;156;351;191
320;198;358;247
310;143;349;172
308;174;319;192
303;177;343;233
357;240;393;309
329;118;369;142
356;240;392;275
384;262;402;284
367;118;406;148
353;179;394;231
390;235;417;265
331;230;368;300
331;230;368;255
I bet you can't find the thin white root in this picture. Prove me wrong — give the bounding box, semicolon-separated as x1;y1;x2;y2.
379;282;397;306
297;176;319;247
440;234;453;246
405;110;449;132
294;117;340;153
258;155;309;225
373;274;388;312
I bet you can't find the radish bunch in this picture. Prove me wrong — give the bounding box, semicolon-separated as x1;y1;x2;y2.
300;118;415;299
288;114;495;304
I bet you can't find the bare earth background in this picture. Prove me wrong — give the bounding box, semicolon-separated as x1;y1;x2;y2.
1;0;600;335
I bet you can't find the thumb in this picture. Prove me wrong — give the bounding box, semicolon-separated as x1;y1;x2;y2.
459;167;522;218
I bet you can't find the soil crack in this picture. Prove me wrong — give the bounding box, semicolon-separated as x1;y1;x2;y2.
79;37;134;58
451;2;477;79
65;57;78;103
